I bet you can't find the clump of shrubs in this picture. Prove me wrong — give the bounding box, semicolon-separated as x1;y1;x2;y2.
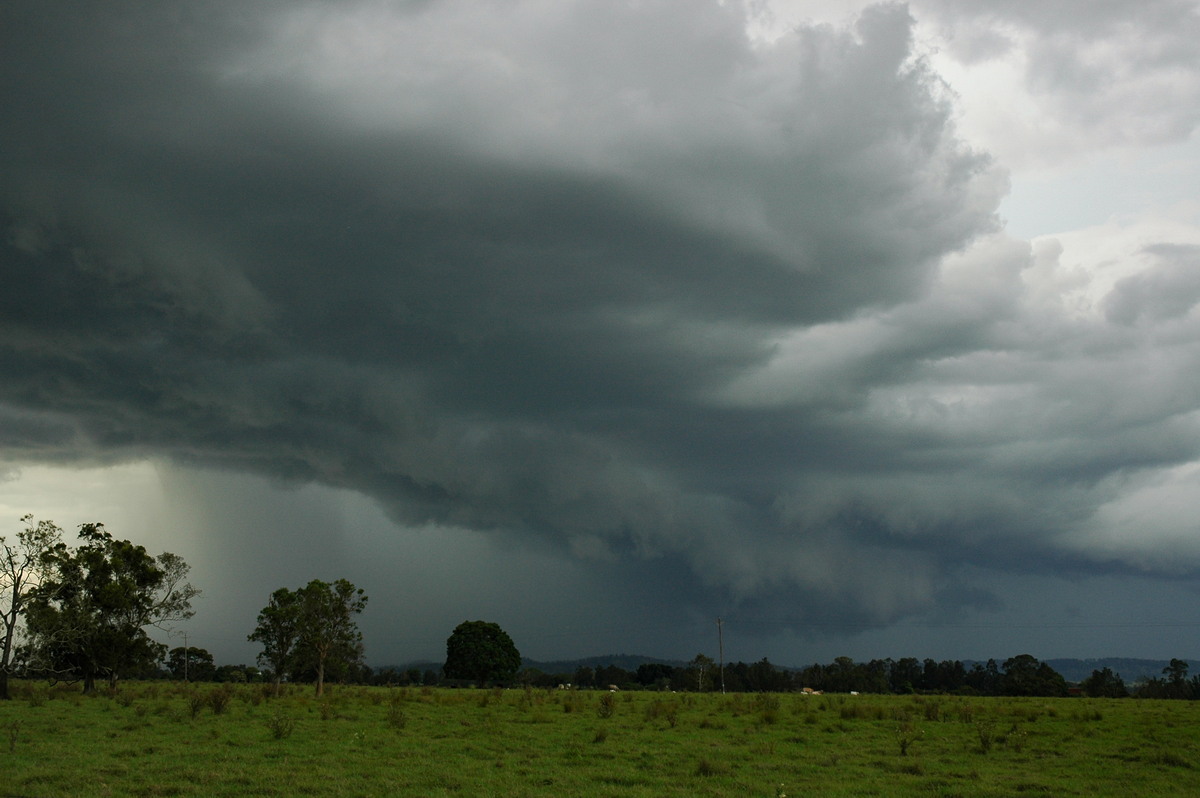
385;700;407;730
266;712;296;740
597;692;617;719
209;687;233;715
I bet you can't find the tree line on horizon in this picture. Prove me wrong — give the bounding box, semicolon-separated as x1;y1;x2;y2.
5;517;1200;701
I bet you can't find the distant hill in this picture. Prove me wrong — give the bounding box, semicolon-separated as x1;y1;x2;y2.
522;654;686;674
376;654;1199;685
378;653;685;676
1044;658;1190;684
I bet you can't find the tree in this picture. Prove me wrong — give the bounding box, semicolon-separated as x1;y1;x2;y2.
443;620;521;686
1163;659;1191;699
1080;666;1128;698
248;587;302;695
1;516;63;700
294;579;367;697
686;652;710;691
965;659;1001;694
167;646;215;682
573;665;595;688
999;654;1067;697
23;523;199;692
636;662;676;689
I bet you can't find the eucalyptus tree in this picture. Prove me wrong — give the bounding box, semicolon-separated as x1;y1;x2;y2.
23;523;199;692
296;578;368;697
0;516;63;700
248;587;302;695
250;579;368;697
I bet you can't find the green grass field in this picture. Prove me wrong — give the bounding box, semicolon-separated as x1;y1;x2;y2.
3;681;1199;796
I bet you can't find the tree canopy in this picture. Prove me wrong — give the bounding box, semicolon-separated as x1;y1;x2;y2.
443;620;521;686
23;523;198;692
249;579;368;696
296;578;368;696
167;645;215;682
248;587;303;695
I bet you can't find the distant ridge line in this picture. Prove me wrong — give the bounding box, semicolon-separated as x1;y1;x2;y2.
379;655;1199;684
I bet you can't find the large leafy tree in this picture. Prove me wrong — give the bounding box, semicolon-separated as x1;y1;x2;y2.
23;523;199;692
0;516;63;700
443;620;521;686
1080;666;1128;698
167;645;216;682
296;578;368;697
249;579;368;697
999;654;1068;697
248;587;303;695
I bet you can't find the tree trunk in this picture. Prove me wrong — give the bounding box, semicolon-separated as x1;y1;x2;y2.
315;658;325;697
83;674;96;694
1;623;14;700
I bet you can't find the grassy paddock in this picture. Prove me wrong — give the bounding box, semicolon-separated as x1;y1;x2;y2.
2;681;1200;796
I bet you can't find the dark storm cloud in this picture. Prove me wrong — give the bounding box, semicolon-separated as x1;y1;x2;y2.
5;0;1199;648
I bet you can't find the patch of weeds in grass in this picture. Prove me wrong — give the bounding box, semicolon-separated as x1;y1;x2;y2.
187;692;206;719
592;727;608;743
209;687;233;715
896;720;922;756
839;702;866;720
1149;750;1192;768
597;692;617;719
975;720;996;754
754;693;781;712
266;711;296;740
385;701;407;731
644;698;679;727
755;694;782;725
7;720;20;753
751;739;776;756
1004;723;1027;752
695;757;730;777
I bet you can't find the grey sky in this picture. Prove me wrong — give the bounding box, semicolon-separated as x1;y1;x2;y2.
4;0;1200;668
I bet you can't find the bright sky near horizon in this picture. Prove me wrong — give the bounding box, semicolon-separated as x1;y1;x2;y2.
4;0;1200;669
